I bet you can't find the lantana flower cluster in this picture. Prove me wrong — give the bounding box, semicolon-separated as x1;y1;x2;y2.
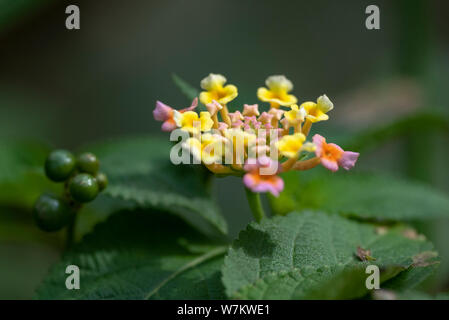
153;74;359;197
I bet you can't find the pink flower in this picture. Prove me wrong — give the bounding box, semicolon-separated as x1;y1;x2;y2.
228;110;244;123
153;98;198;132
231;120;244;129
206;100;223;116
242;104;260;117
258;111;274;124
313;134;359;172
243;156;284;197
218;122;229;131
268;108;284;121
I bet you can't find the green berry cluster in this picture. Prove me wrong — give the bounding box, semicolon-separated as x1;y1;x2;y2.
33;150;108;232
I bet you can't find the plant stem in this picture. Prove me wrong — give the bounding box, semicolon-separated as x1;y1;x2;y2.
244;187;266;222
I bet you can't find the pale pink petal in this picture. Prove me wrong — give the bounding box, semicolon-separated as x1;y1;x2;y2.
252;182;277;196
243;159;259;172
205;100;222;115
153;101;173;121
232;120;244;128
312;134;326;157
244;175;284;197
187;97;198;110
321;158;339;172
258;156;281;174
258;156;272;168
229;111;244;123
161;119;177;132
244;116;257;125
243;104;260;117
218;122;228;131
258;112;273;124
268;176;284;197
338;151;359;170
243;173;258;189
253;121;262;129
268;108;284;120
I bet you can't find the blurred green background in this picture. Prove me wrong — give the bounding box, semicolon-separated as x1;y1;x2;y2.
1;0;448;299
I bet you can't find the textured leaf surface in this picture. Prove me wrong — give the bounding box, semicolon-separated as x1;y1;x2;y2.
269;170;449;222
36;210;227;300
222;211;437;299
84;136;227;235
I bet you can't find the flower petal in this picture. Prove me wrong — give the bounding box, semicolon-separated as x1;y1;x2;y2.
312;134;326;157
218;84;238;104
266;75;293;92
200;73;227;90
321;158;339;172
153;101;173;121
317;94;334;113
338;151;360;170
161;119;177;132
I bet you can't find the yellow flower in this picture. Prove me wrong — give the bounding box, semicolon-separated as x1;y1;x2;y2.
257;75;297;108
199;74;238;105
174;110;214;134
184;133;225;164
284;104;306;125
302;94;334;123
276;133;306;158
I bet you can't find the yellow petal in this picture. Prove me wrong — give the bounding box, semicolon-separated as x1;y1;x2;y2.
257;87;297;106
266;75;293;92
301;142;316;152
276;133;305;158
257;87;272;102
177;111;201;133
217;84;238;104
200;112;214;131
317;94;334;113
200;74;227;90
200;91;215;105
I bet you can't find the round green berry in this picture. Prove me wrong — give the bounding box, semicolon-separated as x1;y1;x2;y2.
77;152;99;175
33;194;73;232
69;173;99;203
95;172;108;192
45;150;76;182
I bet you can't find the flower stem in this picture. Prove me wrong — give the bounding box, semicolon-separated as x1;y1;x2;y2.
244;187;266;222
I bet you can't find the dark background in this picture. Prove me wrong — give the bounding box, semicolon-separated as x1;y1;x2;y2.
0;0;448;299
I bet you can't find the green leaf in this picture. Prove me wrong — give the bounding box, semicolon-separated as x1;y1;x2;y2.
382;251;440;291
172;74;200;102
269;169;449;222
0;139;55;208
222;211;437;300
35;209;227;299
84;135;227;235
